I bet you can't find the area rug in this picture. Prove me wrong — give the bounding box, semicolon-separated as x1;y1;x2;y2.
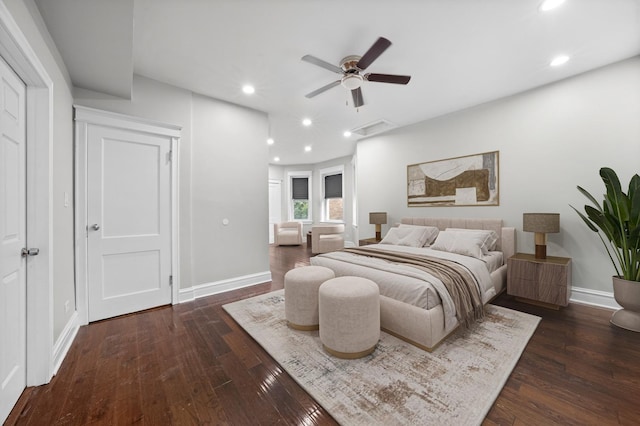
223;290;540;425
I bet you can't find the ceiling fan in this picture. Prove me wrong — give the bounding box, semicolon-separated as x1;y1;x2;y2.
302;37;411;108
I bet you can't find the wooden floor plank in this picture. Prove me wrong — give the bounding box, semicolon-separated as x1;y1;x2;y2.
5;243;638;425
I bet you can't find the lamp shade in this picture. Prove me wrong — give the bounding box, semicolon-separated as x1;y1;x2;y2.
369;212;387;225
523;213;560;233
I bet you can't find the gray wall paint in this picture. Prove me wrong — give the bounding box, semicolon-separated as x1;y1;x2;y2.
191;93;269;284
10;0;270;344
356;56;640;293
76;77;271;288
75;76;195;288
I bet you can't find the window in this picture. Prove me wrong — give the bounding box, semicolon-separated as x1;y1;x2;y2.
321;166;344;222
289;172;312;221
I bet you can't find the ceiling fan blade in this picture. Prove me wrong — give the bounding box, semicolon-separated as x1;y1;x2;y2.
305;80;341;98
356;37;392;70
351;87;364;108
301;55;343;74
365;73;411;85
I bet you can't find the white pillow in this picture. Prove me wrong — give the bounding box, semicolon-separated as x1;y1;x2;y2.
398;224;440;246
445;228;499;254
380;227;431;247
430;230;486;259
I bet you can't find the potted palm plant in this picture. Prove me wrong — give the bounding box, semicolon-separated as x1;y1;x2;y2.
572;167;640;331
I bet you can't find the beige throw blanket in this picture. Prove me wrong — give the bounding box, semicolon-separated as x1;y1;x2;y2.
342;247;484;328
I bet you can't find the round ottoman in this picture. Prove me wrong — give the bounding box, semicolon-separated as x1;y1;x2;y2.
284;265;335;330
319;276;380;359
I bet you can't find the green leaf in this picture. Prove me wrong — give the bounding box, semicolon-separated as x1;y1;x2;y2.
575;168;640;282
570;205;598;232
601;167;629;221
577;185;603;212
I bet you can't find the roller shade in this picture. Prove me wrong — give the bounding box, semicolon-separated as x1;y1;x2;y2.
324;174;342;199
292;177;309;199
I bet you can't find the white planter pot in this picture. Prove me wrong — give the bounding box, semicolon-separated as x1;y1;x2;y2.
611;276;640;332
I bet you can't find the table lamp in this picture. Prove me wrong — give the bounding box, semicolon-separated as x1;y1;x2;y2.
369;212;387;241
523;213;560;259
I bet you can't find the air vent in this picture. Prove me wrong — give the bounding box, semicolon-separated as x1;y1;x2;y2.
350;119;396;137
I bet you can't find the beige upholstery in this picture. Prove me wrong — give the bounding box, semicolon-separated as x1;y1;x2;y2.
274;221;303;246
311;224;345;254
319;276;380;359
312;217;516;352
284;266;335;330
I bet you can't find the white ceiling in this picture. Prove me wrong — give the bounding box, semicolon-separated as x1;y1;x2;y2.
36;0;640;165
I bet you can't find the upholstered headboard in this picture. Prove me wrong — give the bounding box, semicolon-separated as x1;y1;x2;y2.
400;217;516;259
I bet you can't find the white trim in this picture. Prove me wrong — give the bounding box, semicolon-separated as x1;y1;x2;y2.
74;105;181;137
178;271;272;303
73;105;182;325
51;311;80;375
171;137;180;304
1;3;55;386
570;286;620;310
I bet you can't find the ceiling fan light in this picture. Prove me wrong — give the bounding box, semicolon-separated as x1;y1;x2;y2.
341;74;363;90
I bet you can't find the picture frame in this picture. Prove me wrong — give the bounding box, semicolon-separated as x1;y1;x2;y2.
407;151;499;207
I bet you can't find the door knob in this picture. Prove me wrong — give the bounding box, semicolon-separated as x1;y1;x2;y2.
21;248;39;257
91;224;100;231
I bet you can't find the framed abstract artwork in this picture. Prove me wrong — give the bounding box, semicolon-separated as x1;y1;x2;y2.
407;151;499;207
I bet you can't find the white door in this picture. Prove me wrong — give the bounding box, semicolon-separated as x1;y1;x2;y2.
268;180;282;244
0;56;26;423
87;125;172;322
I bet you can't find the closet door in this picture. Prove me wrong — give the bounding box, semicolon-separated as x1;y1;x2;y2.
0;54;27;424
86;125;172;321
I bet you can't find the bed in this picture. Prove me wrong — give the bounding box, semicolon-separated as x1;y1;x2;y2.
310;217;516;351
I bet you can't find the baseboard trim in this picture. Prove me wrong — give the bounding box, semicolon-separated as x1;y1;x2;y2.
179;270;272;303
570;286;621;310
52;311;80;376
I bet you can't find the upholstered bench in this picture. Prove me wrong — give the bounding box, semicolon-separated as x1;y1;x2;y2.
284;265;335;330
318;276;380;359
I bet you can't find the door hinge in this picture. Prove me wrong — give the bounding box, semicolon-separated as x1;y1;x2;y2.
169;275;173;286
166;150;172;163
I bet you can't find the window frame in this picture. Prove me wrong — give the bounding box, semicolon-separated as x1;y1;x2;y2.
288;171;312;222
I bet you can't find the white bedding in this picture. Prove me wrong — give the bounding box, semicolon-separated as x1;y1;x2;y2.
311;244;501;332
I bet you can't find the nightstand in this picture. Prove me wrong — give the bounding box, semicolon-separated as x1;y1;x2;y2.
507;253;572;309
358;238;380;246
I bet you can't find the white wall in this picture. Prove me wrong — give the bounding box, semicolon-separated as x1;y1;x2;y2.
357;56;640;297
190;93;269;284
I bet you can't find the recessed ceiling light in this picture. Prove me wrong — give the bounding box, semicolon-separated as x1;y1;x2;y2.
273;156;280;162
304;146;312;152
550;55;570;67
540;0;565;12
302;118;312;126
343;131;352;138
242;85;255;95
267;138;274;145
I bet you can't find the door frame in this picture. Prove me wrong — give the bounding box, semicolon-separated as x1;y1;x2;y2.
74;106;181;325
268;179;282;244
0;4;54;386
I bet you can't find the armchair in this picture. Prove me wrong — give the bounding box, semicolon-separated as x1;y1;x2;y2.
311;224;345;254
274;222;303;246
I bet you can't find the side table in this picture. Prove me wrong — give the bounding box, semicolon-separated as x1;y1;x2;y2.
507;252;572;309
358;238;380;246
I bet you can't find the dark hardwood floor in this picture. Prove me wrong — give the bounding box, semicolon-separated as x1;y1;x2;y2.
6;244;640;425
